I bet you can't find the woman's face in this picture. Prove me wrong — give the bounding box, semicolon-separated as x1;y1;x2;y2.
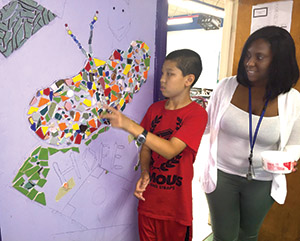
243;38;273;87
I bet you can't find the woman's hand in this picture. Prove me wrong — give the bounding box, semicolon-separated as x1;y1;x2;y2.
292;160;298;172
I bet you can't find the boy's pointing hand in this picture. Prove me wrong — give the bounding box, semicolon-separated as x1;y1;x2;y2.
100;106;131;130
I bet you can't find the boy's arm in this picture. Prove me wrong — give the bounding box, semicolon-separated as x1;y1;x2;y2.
139;144;151;173
101;106;187;160
134;144;151;201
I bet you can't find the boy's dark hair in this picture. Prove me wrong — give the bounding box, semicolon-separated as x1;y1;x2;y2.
237;26;299;100
165;49;202;87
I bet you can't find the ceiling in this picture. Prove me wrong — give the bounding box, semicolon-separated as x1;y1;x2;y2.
168;0;225;17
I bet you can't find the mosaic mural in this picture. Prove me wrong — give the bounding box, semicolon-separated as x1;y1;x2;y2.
12;11;151;205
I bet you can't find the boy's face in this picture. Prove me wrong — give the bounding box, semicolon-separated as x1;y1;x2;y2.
160;60;193;99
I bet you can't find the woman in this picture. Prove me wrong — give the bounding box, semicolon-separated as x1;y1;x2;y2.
201;26;300;241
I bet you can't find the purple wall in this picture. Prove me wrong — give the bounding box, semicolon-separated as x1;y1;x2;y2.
154;0;168;102
0;0;164;240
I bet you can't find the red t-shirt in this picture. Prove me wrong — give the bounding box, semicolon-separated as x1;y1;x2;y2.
138;100;208;226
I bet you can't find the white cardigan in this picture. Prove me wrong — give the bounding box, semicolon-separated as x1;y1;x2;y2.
200;76;300;204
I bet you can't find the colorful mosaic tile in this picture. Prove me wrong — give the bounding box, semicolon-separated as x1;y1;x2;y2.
0;0;56;57
28;13;150;147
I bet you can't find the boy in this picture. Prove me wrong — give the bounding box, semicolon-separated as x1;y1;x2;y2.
102;49;207;241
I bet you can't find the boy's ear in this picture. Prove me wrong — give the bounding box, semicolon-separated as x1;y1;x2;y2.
185;74;195;87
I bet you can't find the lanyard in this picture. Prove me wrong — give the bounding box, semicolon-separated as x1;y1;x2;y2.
247;87;270;180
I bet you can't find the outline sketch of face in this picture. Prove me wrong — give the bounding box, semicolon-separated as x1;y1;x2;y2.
108;0;131;41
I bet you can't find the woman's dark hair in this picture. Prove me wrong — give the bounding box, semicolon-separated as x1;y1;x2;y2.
237;26;299;100
165;49;202;87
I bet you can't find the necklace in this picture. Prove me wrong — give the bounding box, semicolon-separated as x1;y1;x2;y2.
247;87;270;180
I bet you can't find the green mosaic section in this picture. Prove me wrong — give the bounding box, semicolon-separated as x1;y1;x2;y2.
0;0;56;57
12;146;79;206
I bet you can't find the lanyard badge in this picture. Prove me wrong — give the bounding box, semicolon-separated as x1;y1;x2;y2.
247;87;270;181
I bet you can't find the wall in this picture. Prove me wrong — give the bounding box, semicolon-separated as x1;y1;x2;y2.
153;0;168;102
167;27;223;89
0;0;158;240
232;1;300;240
218;0;238;80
